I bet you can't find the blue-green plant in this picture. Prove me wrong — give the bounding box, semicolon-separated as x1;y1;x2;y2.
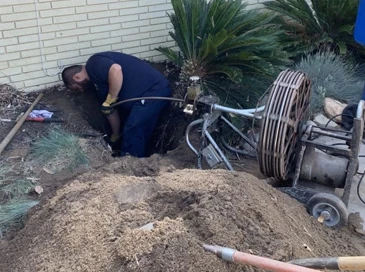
30;128;89;173
0;163;38;236
294;50;364;116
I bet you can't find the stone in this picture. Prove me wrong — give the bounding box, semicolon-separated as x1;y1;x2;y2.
324;98;347;123
313;113;338;128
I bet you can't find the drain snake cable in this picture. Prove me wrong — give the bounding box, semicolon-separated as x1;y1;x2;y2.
110;96;185;108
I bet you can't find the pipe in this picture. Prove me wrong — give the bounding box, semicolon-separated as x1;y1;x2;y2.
289;256;365;271
203;245;320;272
220;115;256;150
185;119;204;156
212;104;265;119
356;100;364;119
0;93;44;155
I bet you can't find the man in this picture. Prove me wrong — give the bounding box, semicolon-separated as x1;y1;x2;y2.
61;51;172;157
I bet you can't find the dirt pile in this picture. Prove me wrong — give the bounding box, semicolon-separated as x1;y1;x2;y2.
0;168;364;272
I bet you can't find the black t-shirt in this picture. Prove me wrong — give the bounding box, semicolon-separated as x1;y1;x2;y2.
85;51;169;107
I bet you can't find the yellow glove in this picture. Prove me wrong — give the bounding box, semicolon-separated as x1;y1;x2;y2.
101;94;118;115
110;134;120;143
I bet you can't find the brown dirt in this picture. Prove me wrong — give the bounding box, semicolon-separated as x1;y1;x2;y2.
0;166;363;272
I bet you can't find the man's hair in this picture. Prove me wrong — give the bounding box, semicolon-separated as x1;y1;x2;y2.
61;65;83;88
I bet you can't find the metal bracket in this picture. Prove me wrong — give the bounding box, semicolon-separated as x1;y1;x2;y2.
202;144;222;168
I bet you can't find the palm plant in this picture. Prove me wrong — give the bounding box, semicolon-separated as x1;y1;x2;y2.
157;0;290;107
264;0;364;58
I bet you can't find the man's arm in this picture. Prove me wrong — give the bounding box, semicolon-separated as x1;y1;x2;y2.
105;63;123;141
107;110;121;138
108;63;123;99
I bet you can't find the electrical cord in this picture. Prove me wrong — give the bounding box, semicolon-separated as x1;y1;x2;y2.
357;170;365;205
324;113;357;128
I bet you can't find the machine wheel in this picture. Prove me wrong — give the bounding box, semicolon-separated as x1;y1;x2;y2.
306;193;349;228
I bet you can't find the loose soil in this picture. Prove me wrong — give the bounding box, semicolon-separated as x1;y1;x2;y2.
0;168;364;272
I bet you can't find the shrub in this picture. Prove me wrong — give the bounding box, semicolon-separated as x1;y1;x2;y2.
30;128;89;173
157;0;290;107
264;0;364;59
0;163;38;236
294;50;364;116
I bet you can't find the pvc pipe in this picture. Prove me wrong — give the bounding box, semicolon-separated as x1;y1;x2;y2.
203;245;320;272
356;100;364;119
0;93;44;156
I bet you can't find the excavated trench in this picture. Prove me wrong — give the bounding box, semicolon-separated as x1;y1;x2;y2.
72;88;189;156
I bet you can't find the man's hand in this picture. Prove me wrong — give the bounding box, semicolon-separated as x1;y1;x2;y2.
101;93;118;115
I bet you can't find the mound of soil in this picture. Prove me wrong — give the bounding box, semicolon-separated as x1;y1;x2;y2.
0;166;364;272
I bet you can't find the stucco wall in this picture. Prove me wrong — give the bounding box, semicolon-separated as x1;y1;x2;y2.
0;0;268;92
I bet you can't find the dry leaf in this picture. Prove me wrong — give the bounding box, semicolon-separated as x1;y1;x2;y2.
26;177;41;183
43;167;55;175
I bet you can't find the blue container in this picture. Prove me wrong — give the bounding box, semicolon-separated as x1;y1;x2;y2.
355;0;365;45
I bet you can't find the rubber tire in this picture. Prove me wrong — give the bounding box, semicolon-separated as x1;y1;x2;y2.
306;193;349;228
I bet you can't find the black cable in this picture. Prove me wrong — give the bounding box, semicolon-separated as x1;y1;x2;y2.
357;171;365;205
330;143;348;146
111;97;185;108
324;113;356;128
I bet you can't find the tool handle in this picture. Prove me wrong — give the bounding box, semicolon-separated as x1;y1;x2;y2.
339;256;365;270
26;117;64;123
289;256;365;271
0;93;43;155
233;251;320;272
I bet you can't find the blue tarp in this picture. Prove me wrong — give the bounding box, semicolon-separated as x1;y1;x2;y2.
355;0;365;45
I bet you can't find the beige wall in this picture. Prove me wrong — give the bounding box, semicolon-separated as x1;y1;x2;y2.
0;0;268;92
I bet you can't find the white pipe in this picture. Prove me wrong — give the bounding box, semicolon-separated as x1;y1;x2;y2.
356;100;365;119
212;104;264;119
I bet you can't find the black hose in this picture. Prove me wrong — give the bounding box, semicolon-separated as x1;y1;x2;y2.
111;97;185;108
325;113;356;128
358;171;365;205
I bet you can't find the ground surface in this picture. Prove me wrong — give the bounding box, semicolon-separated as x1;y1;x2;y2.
0;63;365;271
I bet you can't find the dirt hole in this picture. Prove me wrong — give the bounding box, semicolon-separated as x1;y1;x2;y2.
147;191;200;220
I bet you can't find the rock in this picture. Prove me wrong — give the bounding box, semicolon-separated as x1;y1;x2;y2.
34;186;44;195
313;113;338;128
324;98;347;123
138;222;155;231
355;228;365;236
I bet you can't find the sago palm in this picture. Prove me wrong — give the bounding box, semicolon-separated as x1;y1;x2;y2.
264;0;364;58
156;0;290;107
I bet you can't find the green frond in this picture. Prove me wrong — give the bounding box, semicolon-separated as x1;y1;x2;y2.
264;0;362;58
156;47;183;66
159;0;291;107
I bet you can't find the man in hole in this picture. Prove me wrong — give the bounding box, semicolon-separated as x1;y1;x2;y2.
61;51;172;157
